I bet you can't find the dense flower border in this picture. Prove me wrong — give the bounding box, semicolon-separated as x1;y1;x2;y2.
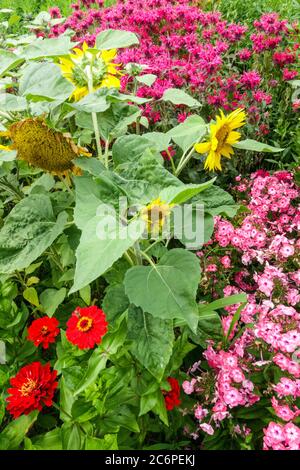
49;0;299;141
183;171;300;450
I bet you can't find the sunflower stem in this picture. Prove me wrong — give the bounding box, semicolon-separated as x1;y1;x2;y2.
87;65;103;163
124;250;134;266
0;177;23;201
140;250;156;268
175;145;195;177
0;110;13;121
166;149;176;175
134;241;143;265
104;139;110;168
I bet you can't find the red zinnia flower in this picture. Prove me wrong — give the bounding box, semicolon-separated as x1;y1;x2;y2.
6;362;58;419
163;377;181;411
66;306;108;350
28;316;60;349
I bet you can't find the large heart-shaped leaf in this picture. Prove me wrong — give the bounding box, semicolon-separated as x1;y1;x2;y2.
22;37;74;59
167;115;206;152
124;249;201;331
112;134;158;166
127;306;174;381
0;94;27;112
192;185;238;218
159;179;215;205
70;214;145;293
95;29;139;50
162;88;201;107
19;62;74;101
0;50;24;78
0;194;68;274
73;173;128;230
233;139;284;153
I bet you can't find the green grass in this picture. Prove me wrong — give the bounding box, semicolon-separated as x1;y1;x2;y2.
0;0;71;16
211;0;300;22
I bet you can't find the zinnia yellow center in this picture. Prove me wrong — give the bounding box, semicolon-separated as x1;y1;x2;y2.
20;379;37;396
77;316;93;332
41;326;49;335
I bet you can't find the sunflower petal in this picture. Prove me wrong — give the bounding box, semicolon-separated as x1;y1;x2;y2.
101;49;117;63
204;150;222;172
100;75;121;89
0;144;12;151
226;131;241;145
194;141;211;154
220;144;234;159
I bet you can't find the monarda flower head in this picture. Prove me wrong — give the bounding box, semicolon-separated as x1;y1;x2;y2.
6;362;58;419
2;118;90;175
195;108;246;172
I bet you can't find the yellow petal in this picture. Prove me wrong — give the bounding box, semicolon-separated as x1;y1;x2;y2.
226;131;241;145
227;108;246;130
220;144;234;159
101;49;117;63
58;60;74;80
0;144;11;150
211;136;219;152
0;130;10;137
72;47;84;58
71;86;89;102
107;64;120;75
194;141;211;154
100;75;121;89
204;150;222;172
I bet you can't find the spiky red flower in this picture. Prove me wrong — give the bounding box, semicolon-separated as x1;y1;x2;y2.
6;362;58;419
163;377;181;411
66;306;108;350
28;316;60;349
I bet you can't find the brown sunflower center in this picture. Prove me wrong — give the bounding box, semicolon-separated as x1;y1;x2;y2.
20;378;37;396
216;124;230;150
8;118;89;174
77;316;93;332
141;199;172;234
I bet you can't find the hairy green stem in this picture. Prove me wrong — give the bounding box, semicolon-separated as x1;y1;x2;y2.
87;64;103;162
0;178;23;201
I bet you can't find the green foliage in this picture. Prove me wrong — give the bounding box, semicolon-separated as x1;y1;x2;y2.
0;23;279;452
125;249;201;331
0;194;68;273
0;411;39;450
214;0;299;22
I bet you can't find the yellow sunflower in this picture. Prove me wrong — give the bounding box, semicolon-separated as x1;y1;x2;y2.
141;198;173;235
195;108;246;172
58;42;121;101
0;118;90;175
